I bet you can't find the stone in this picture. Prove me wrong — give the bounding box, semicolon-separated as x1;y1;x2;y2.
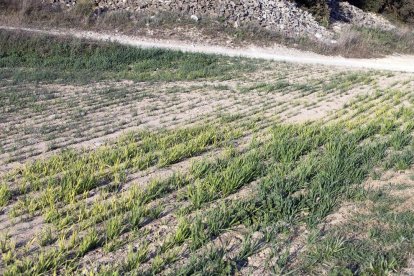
190;14;199;21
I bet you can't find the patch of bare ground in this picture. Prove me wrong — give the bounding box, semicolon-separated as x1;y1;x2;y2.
366;169;414;213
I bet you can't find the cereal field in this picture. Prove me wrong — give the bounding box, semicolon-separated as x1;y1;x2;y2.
1;30;414;275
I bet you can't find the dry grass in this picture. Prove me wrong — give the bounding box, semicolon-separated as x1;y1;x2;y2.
330;26;414;58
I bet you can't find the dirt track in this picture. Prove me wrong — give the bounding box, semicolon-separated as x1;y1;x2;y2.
2;25;414;73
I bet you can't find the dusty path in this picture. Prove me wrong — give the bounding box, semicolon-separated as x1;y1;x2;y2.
2;25;414;73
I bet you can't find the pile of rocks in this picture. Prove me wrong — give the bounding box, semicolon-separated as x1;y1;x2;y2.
49;0;76;6
102;0;334;39
46;0;396;40
331;1;395;31
48;0;333;40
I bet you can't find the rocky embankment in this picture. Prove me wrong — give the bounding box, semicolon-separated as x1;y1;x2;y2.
331;1;395;31
48;0;395;41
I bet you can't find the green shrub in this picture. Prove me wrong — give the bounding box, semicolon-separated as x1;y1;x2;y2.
295;0;331;25
346;0;387;12
392;0;414;23
346;0;414;23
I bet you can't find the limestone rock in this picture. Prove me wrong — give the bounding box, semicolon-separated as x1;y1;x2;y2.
45;0;395;41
